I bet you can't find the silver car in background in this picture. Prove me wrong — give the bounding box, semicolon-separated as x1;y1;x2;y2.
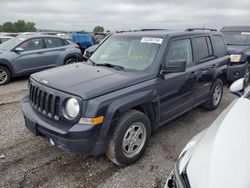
166;78;250;188
0;35;13;44
0;35;83;85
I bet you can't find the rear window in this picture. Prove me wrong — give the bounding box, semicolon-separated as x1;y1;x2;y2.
45;38;65;48
195;37;210;61
213;35;227;56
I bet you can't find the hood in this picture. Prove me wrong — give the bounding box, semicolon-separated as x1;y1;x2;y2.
187;98;250;188
31;63;152;100
227;45;250;54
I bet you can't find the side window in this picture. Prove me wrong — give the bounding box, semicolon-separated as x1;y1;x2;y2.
166;39;193;67
45;38;65;48
206;37;213;56
195;37;212;61
213;35;227;56
19;38;43;51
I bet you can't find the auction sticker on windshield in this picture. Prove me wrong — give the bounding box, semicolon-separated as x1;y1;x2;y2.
141;37;163;44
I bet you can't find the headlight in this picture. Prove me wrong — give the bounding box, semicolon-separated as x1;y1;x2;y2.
230;54;242;63
178;140;197;174
65;98;80;118
177;129;207;174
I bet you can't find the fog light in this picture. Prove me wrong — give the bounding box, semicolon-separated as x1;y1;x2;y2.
234;71;239;76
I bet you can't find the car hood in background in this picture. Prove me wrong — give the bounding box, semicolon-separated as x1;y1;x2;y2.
186;98;250;188
227;45;250;54
31;63;152;100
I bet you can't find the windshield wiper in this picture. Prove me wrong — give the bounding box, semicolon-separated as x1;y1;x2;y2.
88;58;96;65
95;63;126;71
227;43;247;46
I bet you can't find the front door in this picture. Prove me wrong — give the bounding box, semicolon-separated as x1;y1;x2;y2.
13;38;45;74
158;38;197;124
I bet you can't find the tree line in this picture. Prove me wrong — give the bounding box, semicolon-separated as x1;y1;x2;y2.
0;20;37;32
0;20;106;33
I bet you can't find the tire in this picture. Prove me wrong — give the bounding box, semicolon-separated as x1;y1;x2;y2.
64;58;78;65
244;66;250;87
203;79;223;110
106;110;151;166
0;66;11;85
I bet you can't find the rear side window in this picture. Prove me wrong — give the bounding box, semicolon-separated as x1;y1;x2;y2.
166;39;193;67
213;35;227;56
195;37;213;61
45;38;65;48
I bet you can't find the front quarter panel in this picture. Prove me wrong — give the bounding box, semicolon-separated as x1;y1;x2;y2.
83;79;160;142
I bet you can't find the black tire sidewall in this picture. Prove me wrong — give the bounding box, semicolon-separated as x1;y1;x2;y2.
64;58;77;65
0;66;10;85
107;110;151;166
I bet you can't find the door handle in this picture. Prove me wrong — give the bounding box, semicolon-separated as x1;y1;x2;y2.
36;51;44;54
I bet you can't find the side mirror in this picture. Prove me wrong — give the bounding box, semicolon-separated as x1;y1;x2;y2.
230;78;245;97
162;59;186;74
14;47;24;53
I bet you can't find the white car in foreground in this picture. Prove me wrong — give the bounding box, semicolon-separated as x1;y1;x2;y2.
166;78;250;188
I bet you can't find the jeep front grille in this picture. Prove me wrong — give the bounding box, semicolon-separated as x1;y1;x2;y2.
29;84;60;120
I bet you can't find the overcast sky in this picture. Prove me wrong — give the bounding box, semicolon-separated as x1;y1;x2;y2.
0;0;250;32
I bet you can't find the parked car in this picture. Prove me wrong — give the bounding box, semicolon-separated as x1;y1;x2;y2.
166;78;250;188
221;26;250;84
71;32;94;54
21;29;228;166
93;32;109;44
0;36;13;44
83;34;111;61
0;35;83;85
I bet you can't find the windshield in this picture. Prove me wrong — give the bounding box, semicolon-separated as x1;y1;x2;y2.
0;37;26;50
222;32;250;46
90;35;162;71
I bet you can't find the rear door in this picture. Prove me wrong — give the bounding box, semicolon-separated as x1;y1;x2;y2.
43;37;68;66
158;37;197;124
193;35;218;102
13;37;45;74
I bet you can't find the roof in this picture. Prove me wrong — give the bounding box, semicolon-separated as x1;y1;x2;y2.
221;26;250;32
16;34;64;40
0;35;13;39
113;29;221;38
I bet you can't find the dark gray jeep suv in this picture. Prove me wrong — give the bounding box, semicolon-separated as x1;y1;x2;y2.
21;29;229;166
0;35;83;85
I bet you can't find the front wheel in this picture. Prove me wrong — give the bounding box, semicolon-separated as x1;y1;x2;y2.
203;79;223;110
106;110;151;166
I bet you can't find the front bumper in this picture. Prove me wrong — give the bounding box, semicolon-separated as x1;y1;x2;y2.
227;62;248;81
21;96;107;156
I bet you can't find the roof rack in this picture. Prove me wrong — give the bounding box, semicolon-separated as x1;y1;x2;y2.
185;28;217;32
115;28;168;33
140;29;168;31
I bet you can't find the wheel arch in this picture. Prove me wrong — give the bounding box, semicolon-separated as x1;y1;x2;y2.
0;59;14;76
63;53;83;63
103;90;160;140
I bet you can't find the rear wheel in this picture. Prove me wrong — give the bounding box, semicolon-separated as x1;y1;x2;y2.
106;110;151;166
203;79;223;110
0;66;10;85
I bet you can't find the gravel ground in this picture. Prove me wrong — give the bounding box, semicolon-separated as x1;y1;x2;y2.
0;78;236;188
